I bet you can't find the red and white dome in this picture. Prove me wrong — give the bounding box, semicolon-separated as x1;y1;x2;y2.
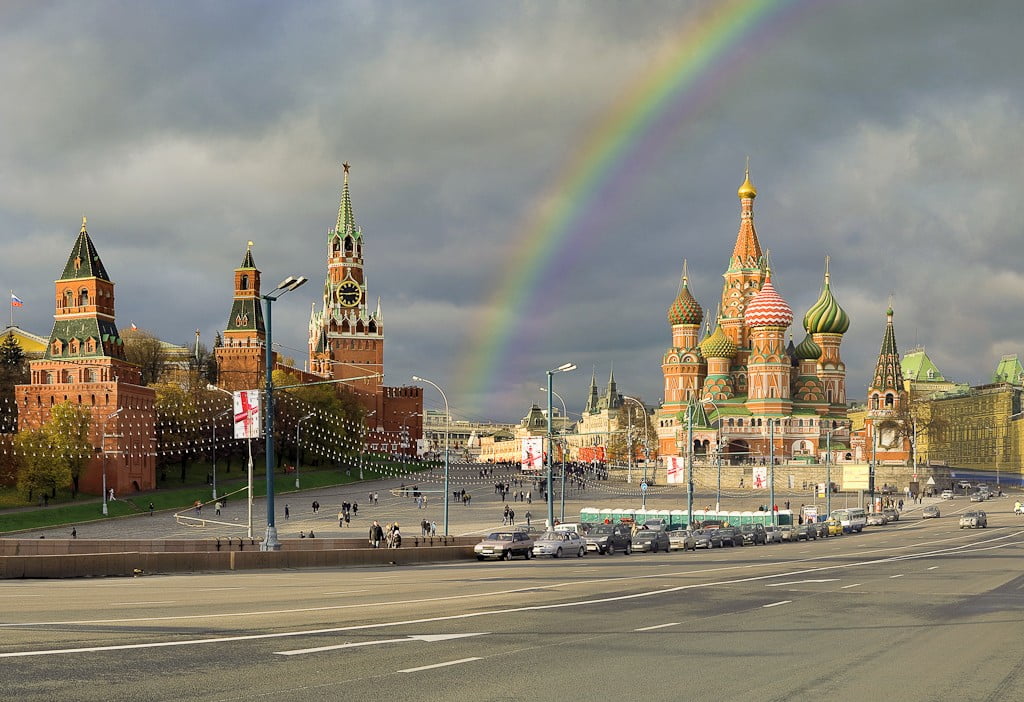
744;275;793;328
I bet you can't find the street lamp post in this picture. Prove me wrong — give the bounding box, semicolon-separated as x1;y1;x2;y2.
545;363;576;528
412;376;450;536
261;274;308;551
769;418;776;526
623;396;650;508
100;407;123;516
211;407;231;500
686;399;695;526
296;412;315;489
825;430;832;517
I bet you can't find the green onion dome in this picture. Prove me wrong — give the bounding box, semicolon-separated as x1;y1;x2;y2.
699;323;737;359
794;332;822;361
667;277;703;326
803;271;850;334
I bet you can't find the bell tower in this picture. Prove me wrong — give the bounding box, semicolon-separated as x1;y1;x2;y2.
215;242;267;391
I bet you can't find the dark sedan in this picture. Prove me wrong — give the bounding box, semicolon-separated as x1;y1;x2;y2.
584;523;633;555
715;526;743;547
631;528;671;553
796;523;818;541
738;523;766;545
693;528;723;549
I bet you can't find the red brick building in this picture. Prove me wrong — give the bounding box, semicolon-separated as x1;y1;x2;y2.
15;217;157;495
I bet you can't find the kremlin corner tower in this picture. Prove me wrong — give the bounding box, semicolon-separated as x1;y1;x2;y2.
657;168;852;464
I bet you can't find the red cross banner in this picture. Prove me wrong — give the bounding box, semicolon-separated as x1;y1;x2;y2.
233;390;261;440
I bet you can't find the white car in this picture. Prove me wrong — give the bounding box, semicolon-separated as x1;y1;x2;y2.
532;530;586;558
940;490;955;500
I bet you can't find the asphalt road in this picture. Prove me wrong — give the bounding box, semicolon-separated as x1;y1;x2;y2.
3;498;1023;701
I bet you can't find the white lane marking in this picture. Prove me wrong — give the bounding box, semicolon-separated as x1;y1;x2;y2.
399;657;481;673
763;600;791;608
765;579;838;587
109;601;175;606
927;566;938;571
635;622;680;631
841;583;862;589
275;632;487;656
196;587;243;591
889;574;905;579
3;528;1019;644
322;590;368;595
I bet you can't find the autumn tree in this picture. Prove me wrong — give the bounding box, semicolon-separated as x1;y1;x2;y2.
51;402;94;497
123;328;168;385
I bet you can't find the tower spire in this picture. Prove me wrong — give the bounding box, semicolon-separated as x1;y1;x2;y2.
335;162;358;237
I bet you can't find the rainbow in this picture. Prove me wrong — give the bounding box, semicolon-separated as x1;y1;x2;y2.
453;0;827;412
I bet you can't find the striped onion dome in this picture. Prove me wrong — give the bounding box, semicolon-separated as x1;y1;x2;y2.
794;332;822;360
667;277;703;326
744;274;793;328
803;271;850;334
699;323;737;359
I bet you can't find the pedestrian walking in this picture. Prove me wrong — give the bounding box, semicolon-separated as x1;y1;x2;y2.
339;511;345;528
373;491;379;505
508;508;516;525
369;520;384;548
352;501;358;516
148;502;154;516
430;521;437;536
525;511;532;526
215;501;222;516
285;504;290;519
71;528;77;539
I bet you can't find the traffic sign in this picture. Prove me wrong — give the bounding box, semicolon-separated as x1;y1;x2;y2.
640;481;648;492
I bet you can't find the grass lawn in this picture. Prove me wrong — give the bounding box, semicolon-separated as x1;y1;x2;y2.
0;459;433;534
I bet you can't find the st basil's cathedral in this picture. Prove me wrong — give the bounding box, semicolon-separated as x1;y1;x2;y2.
656;168;854;465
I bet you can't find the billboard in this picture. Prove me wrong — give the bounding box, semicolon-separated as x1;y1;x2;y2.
752;465;767;489
233;390;261;440
665;456;685;484
521;436;545;472
842;464;871;491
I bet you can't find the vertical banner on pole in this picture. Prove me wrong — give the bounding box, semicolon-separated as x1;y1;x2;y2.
521;436;544;472
233;390;261;440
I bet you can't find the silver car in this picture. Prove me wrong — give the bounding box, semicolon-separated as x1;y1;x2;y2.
666;526;696;551
474;531;534;560
959;510;988;529
763;525;783;543
532;530;586;558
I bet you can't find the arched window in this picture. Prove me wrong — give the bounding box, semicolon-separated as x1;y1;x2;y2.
885;393;895;408
332;237;341;254
240;275;249;291
79;288;89;306
344;236;354;255
63;290;74;308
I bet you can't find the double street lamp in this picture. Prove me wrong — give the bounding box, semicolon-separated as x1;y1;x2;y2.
412;375;449;536
546;363;576;528
623;396;651;508
540;386;571;522
262;274;308;551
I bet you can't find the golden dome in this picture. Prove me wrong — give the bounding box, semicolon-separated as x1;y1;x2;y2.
737;166;757;199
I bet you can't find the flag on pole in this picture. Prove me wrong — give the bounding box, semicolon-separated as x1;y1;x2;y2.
131;321;138;330
10;293;23;308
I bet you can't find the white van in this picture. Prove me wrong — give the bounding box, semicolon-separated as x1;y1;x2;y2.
829;508;867;533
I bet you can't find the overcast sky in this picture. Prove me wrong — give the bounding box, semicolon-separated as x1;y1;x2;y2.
2;0;1023;423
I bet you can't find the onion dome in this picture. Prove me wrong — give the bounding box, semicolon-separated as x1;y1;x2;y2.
803;261;849;334
794;332;822;360
667;270;702;326
737;165;757;199
744;273;793;328
699;323;737;359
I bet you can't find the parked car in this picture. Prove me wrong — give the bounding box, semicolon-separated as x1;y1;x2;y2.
666;526;696;551
922;505;940;519
882;508;900;522
763;525;784;543
738;523;767;545
969;492;986;502
474;531;535;560
796;523;818;541
866;512;888;526
584;523;633;555
824;519;844;536
959;510;988;529
532;530;586;558
632;528;671;553
777;524;798;542
807;520;829;538
693;528;722;549
941;489;955;500
715;526;743;547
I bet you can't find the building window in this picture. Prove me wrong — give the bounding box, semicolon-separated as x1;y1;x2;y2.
79;289;89;306
240;274;249;291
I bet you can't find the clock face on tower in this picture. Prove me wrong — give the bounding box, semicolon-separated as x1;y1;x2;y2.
337;280;361;307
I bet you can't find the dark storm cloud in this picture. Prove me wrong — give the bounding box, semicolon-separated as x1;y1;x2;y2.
1;0;1023;421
